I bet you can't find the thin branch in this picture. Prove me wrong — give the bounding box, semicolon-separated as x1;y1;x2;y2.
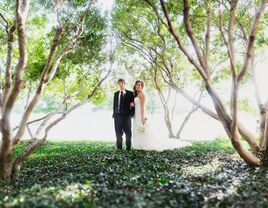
0;13;8;33
167;80;218;120
217;2;236;75
143;0;168;28
237;0;267;83
167;78;260;152
13;49;114;167
12;3;90;144
159;0;209;82
176;91;203;138
236;17;248;43
228;0;239;136
249;48;262;109
183;0;208;75
13;113;51;132
24;80;32;110
204;0;211;72
2;22;16;111
12;28;63;145
26;125;34;140
228;0;238;77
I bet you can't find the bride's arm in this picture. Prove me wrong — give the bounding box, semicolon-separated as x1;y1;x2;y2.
140;93;146;124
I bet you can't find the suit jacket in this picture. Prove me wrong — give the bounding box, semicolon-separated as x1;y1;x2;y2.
113;90;135;118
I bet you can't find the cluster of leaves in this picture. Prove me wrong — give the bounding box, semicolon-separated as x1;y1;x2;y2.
112;0;189;90
0;0;109;112
112;0;268;118
1;139;268;207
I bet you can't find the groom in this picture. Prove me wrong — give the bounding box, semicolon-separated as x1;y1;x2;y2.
113;78;135;150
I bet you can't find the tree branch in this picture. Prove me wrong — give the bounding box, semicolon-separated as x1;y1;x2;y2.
2;21;16;112
1;0;30;142
12;3;91;144
13;48;114;168
0;13;8;33
228;0;239;136
204;0;211;72
158;0;209;82
237;0;267;83
176;91;202;138
183;0;208;75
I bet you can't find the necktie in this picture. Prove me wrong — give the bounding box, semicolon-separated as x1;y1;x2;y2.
119;91;124;113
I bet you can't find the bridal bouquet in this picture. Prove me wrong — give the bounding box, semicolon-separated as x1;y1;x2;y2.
137;120;148;135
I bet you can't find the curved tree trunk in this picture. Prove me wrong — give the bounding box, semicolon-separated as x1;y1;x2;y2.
0;0;30;182
156;0;266;165
0;0;112;182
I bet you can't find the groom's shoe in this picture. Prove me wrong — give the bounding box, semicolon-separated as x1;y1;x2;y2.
126;147;131;151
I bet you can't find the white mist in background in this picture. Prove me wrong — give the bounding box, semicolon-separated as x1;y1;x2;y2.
36;104;226;141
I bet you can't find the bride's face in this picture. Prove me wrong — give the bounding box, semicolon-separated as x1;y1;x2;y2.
135;82;143;91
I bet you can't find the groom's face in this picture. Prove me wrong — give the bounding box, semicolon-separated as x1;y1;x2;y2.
118;81;125;91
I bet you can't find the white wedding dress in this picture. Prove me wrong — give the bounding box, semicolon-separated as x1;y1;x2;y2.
132;96;189;151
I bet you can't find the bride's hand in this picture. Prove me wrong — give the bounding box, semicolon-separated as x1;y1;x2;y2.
142;118;147;125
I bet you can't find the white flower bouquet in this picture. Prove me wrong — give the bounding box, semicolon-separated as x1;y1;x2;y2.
137;119;148;135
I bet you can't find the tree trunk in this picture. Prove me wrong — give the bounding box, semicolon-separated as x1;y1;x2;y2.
164;112;175;138
156;89;175;138
176;107;198;138
258;106;268;164
0;138;13;182
0;159;13;182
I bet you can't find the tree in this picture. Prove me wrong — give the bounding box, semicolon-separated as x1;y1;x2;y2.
140;0;268;165
113;0;203;138
0;0;112;182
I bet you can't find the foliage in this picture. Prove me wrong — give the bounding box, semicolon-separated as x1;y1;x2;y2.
1;139;268;207
238;98;258;115
112;0;188;89
112;0;268;116
0;0;108;104
33;93;62;113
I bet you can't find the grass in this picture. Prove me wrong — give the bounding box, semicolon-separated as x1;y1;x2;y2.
1;138;268;207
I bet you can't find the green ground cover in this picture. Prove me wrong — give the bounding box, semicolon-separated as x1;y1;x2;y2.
1;139;267;207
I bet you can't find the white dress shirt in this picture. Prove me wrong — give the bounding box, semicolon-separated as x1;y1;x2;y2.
118;89;126;111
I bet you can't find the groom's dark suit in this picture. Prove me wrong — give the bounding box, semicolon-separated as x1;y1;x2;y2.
113;89;135;150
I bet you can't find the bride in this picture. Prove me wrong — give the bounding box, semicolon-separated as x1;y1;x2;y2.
132;80;189;151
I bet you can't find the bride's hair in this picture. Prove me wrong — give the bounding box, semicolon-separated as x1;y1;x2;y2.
133;80;144;97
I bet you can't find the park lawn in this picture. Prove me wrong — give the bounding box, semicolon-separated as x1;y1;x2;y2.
0;139;268;208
